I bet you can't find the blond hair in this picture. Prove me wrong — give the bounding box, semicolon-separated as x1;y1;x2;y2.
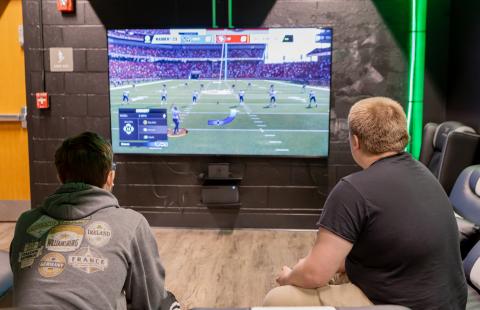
348;97;409;154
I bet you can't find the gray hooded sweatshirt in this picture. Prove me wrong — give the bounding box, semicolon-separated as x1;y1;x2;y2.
10;183;168;310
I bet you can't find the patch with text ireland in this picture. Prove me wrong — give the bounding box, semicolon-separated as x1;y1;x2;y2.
86;221;112;247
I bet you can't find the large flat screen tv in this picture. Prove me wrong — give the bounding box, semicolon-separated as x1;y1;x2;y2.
108;28;332;156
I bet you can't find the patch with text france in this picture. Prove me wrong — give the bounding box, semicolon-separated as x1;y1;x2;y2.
68;246;109;274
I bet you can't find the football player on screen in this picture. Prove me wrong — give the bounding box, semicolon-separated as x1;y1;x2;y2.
161;87;168;104
122;90;129;104
307;90;317;108
192;90;199;105
238;90;245;105
267;87;277;108
171;106;181;135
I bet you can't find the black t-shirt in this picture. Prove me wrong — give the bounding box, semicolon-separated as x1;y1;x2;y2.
318;152;467;310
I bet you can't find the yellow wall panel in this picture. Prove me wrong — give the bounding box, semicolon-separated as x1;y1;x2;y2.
0;0;30;200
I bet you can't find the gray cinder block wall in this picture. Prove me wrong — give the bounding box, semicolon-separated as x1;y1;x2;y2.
22;0;409;228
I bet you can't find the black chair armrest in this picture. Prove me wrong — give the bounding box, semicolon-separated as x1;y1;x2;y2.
419;122;438;166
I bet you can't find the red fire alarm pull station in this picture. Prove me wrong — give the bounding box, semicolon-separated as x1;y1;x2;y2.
57;0;74;13
36;92;49;109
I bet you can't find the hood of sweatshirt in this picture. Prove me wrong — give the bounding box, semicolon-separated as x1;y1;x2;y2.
39;182;119;220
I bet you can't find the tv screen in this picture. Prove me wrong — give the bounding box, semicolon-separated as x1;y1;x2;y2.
108;28;332;156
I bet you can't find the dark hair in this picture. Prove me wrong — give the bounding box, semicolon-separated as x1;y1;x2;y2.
55;132;113;187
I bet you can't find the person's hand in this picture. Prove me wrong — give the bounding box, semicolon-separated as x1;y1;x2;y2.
276;265;292;286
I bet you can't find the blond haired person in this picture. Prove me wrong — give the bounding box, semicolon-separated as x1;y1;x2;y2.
264;97;467;309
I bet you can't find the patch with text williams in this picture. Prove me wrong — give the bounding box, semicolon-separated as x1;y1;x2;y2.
45;225;84;252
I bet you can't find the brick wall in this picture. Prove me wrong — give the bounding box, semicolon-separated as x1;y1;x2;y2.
23;0;409;228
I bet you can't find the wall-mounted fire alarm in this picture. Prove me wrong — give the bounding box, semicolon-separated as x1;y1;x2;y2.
57;0;75;13
36;92;49;109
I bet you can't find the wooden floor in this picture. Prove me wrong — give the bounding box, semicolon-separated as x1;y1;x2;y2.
0;223;14;252
0;223;317;309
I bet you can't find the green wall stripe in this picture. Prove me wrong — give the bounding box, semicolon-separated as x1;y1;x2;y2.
406;0;427;158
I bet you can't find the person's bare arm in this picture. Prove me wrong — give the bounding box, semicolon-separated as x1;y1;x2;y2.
276;228;352;289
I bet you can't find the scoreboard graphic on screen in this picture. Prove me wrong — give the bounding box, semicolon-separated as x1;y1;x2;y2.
118;108;168;148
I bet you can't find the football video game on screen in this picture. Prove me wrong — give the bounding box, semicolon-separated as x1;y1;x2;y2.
108;28;332;157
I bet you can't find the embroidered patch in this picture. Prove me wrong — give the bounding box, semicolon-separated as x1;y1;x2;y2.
38;252;66;278
27;215;59;238
45;225;84;252
18;241;43;269
59;217;91;226
86;221;112;247
68;246;108;274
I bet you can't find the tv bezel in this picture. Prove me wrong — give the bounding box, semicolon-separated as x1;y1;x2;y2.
106;27;333;159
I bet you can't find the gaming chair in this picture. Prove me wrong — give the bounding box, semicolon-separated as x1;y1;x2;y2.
419;121;480;194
